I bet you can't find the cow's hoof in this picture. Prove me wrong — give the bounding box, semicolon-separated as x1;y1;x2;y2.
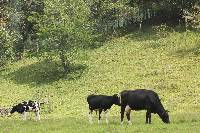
98;120;101;124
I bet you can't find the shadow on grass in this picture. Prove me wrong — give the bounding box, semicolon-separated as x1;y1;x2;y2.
85;26;180;50
126;25;175;40
126;30;160;42
5;60;87;86
83;33;113;50
175;44;200;57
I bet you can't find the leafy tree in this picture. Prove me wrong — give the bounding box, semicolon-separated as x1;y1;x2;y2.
0;28;18;67
30;0;94;72
89;0;199;30
89;0;139;33
183;2;200;29
3;0;43;60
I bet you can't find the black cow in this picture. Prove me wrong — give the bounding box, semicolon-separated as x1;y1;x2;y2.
87;94;120;124
9;100;43;120
120;89;170;124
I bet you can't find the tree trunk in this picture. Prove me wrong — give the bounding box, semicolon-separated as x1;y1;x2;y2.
59;51;68;73
58;37;69;73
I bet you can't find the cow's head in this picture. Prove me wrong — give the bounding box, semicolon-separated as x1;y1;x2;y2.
9;107;16;114
10;104;25;114
112;94;121;106
26;100;40;112
160;110;170;123
33;101;40;111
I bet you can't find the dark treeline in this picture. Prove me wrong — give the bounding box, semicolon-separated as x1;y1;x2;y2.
1;0;200;71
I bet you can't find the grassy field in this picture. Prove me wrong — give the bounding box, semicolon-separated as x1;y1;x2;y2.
0;113;200;133
0;28;200;132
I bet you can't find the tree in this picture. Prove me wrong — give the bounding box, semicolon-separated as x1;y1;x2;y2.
30;0;93;72
0;27;17;67
89;0;140;34
0;0;21;67
183;2;200;29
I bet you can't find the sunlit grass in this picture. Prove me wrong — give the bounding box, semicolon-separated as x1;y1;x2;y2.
0;28;200;132
0;113;200;133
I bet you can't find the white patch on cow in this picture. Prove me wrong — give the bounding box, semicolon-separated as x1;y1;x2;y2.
33;102;40;120
125;105;131;114
128;120;132;125
27;106;33;111
7;112;11;116
118;93;121;104
34;101;39;107
125;105;132;125
34;102;40;111
121;121;123;125
98;119;101;124
35;111;40;121
105;110;109;124
22;112;27;120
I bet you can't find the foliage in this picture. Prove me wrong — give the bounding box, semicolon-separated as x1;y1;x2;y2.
1;1;200;132
88;0;200;33
90;0;140;33
183;3;200;29
0;0;44;62
29;0;94;72
0;27;21;67
1;0;200;68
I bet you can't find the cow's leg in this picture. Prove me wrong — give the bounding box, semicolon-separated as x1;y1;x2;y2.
35;111;40;121
125;105;132;125
146;110;151;124
22;112;27;120
105;109;109;124
88;110;93;124
121;106;125;125
98;109;102;124
149;112;151;124
146;111;148;124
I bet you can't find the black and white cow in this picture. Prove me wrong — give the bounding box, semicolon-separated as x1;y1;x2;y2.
9;100;43;120
120;89;170;124
87;94;120;124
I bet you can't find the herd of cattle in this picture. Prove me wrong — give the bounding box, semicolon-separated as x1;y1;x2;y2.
1;89;170;125
87;89;170;124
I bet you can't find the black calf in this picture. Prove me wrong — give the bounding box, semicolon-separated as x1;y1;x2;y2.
87;94;120;124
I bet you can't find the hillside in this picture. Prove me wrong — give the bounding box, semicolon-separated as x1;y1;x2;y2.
1;29;200;132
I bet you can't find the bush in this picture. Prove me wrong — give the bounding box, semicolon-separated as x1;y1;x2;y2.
0;27;19;67
183;4;200;29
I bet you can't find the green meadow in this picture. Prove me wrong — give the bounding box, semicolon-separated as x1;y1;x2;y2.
1;29;200;132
